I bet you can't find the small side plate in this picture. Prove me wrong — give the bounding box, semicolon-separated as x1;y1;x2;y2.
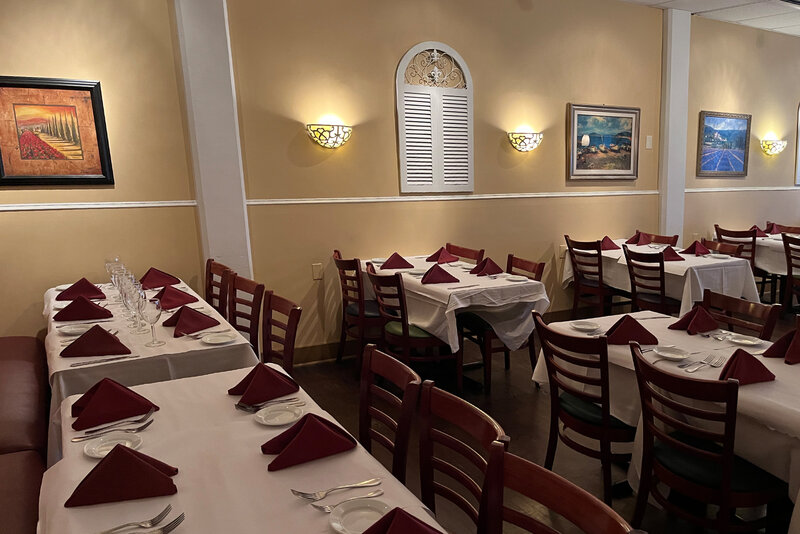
201;332;237;345
408;269;426;276
59;324;93;336
330;499;392;534
55;284;72;291
506;275;529;282
370;258;387;264
570;320;600;333
729;334;762;347
653;346;689;361
254;404;304;426
84;432;143;459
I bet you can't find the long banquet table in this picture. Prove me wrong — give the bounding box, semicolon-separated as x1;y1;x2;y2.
39;366;443;533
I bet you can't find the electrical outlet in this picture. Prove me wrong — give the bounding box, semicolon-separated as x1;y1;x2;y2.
645;135;653;149
311;263;323;280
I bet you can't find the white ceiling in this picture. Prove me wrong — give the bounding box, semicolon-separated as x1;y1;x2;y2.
620;0;800;36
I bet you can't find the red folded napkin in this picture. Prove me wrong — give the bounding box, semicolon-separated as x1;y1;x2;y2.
65;445;177;507
381;252;414;269
750;225;768;238
765;222;776;234
261;413;356;471
605;315;658;345
766;222;789;234
53;296;113;321
363;508;444;534
71;377;159;430
426;247;459;264
228;363;300;405
55;278;106;301
60;325;131;358
139;267;180;290
681;240;710;256
668;305;718;335
421;264;459;284
719;349;776;386
162;306;219;337
152;285;198;310
763;330;800;365
662;246;685;261
625;231;641;245
469;257;503;276
600;236;620;250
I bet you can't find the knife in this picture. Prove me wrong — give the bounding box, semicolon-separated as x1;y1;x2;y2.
69;355;140;368
56;318;114;328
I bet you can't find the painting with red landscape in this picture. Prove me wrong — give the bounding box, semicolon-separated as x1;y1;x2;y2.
0;76;113;186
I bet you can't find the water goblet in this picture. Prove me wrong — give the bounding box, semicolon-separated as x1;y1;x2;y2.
142;299;165;347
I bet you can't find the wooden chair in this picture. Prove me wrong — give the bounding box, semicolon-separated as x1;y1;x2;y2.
459;254;544;392
366;265;463;392
700;238;743;257
332;250;383;365
700;288;780;340
419;380;508;530
639;231;679;246
630;343;788;533
533;312;636;505
479;440;634;534
227;274;265;355
767;221;800;234
564;235;618;318
446;242;485;263
782;233;800;311
623;245;681;315
715;225;775;301
358;344;421;484
261;290;302;376
204;259;234;319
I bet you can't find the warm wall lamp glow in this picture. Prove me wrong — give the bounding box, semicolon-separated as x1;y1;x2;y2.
306;123;352;149
508;126;543;152
760;132;786;156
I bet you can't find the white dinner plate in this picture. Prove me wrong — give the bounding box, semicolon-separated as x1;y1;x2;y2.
59;324;93;336
708;253;730;259
254;404;304;426
370;258;387;264
729;334;762;347
330;499;392;534
409;269;426;276
653;346;689;361
201;332;237;345
570;320;600;333
55;284;72;291
53;302;68;310
506;275;529;282
84;432;143;459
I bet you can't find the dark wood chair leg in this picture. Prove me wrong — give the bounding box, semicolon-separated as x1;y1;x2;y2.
503;348;510;370
482;334;492;393
544;409;558;470
572;287;580;319
632;455;652;527
336;318;347;362
601;444;612;505
455;347;463;394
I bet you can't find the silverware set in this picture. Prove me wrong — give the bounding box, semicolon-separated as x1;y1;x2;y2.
235;396;302;413
83;407;155;435
98;506;184;534
61;330;119;345
71;419;154;443
290;478;384;513
56;318;114;328
683;353;727;373
69;355;140;368
187;328;231;339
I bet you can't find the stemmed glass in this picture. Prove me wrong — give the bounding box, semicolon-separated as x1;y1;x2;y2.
141;299;165;347
135;289;151;334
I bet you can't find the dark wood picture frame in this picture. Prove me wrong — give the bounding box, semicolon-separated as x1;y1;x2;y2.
696;110;751;177
567;103;640;180
0;76;113;186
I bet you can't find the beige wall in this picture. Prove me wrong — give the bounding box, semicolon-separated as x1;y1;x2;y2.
0;0;202;337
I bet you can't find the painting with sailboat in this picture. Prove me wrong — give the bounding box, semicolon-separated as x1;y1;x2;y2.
567;104;640;180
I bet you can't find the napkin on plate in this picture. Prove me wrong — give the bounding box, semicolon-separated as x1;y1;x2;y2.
662;246;685;261
71;377;159;430
55;278;106;301
668;305;719;335
60;325;131;358
681;240;710;256
600;236;620;250
152;285;198;310
65;445;177;507
763;330;800;365
421;264;459;284
53;295;112;321
719;349;775;385
162;306;219;337
139;267;181;290
426;247;459;264
605;315;658;345
750;225;768;238
261;413;356;471
362;508;444;534
381;253;414;270
228;363;300;405
469;257;503;276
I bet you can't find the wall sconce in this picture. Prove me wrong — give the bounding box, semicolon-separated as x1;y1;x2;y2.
507;131;543;152
760;132;786;156
306;123;352;149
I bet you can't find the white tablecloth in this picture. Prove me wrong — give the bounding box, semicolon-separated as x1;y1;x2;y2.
756;235;788;275
562;239;760;315
532;311;800;531
363;256;550;352
38;367;443;534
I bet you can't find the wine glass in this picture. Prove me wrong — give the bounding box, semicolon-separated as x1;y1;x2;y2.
141;299;165;347
132;285;149;334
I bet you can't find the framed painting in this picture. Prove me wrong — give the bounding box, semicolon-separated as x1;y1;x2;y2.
696;110;751;177
0;76;113;186
567;103;640;180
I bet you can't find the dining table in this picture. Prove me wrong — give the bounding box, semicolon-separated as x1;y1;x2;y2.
561;238;760;315
38;366;444;534
755;233;789;275
532;310;800;532
361;255;551;352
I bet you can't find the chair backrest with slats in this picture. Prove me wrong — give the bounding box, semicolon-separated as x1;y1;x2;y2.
446;242;485;263
714;225;757;268
506;254;545;281
228;274;265;355
783;233;800;279
623;245;667;303
366;266;409;334
359;344;421;483
205;258;235;319
261;290;302;375
642;231;679;246
419;380;508;529
700;289;779;340
700;238;743;257
332;250;367;317
564;235;604;286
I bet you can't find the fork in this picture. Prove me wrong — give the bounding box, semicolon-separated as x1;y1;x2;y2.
189;328;231;339
291;478;382;501
235;396;300;413
71;419;154;442
686;354;726;373
98;504;172;534
683;354;715;372
83;407;155;434
310;489;385;512
139;513;185;534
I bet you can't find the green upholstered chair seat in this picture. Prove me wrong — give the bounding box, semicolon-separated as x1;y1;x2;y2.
385;321;433;339
559;392;634;431
346;300;381;318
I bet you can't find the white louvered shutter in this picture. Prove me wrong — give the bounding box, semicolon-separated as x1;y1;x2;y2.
440;90;471;189
400;90;434;189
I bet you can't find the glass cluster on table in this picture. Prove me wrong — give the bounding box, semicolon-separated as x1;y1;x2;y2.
104;257;164;347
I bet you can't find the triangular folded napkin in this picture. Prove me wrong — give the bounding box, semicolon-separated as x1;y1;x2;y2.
750;225;768;238
152;285;198;310
719;349;776;385
469;257;503;276
601;236;620;250
380;253;414;270
261;413;356;471
71;377;159;430
363;508;444;534
763;330;800;365
228;363;300;405
662;246;685;261
681;240;710;256
766;222;789;234
668;305;718;335
65;445;177;507
54;296;112;321
56;278;105;301
139;267;180;290
162;306;219;337
60;325;131;358
605;315;658;345
626;230;652;246
426;247;459;264
421;264;459;284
